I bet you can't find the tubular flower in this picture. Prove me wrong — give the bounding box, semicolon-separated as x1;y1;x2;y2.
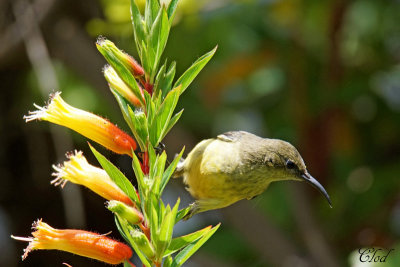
11;220;133;265
24;92;137;156
104;65;143;107
52;150;134;206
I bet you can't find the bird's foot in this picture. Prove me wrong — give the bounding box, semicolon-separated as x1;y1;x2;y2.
182;202;199;221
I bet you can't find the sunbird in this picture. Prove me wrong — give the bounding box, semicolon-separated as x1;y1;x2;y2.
174;131;332;219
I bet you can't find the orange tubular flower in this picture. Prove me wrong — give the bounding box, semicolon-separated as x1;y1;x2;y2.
24;92;136;156
12;220;134;265
52;151;134;206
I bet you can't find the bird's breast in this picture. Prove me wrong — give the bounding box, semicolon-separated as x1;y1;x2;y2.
183;139;270;200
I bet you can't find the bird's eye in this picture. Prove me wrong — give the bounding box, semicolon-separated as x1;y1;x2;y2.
286;160;296;169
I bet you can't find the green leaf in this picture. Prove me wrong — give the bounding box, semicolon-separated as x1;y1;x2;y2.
114;215;130;244
149;6;170;81
127;106;148;150
156;199;180;258
145;192;159;242
171;223;221;267
160;147;184;195
164;225;212;257
110;89;136;135
131;152;146;208
145;0;160;28
151;151;167;196
130;0;146;52
167;0;179;21
154;61;167;96
174;46;217;94
89;144;139;205
155;204;171;258
161;61;176;98
115;216;152;267
151;85;181;145
140;40;151;77
161;108;183;141
143;90;156;129
164;256;173;267
147;143;157;176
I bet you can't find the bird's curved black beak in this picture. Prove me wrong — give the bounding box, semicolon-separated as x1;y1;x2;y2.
301;172;332;208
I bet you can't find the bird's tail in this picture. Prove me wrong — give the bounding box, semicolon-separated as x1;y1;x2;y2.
172;155;185;178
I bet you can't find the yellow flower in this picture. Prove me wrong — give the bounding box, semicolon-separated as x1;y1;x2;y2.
52;151;134;206
24;92;137;156
11;220;133;265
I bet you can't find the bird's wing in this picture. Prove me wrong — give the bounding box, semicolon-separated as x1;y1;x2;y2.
217;131;245;142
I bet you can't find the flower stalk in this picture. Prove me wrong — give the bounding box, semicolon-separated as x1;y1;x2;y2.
15;0;219;266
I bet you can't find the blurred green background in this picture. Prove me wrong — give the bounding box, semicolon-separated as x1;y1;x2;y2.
1;0;399;266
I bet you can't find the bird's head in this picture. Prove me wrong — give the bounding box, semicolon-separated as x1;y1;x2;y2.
262;139;332;207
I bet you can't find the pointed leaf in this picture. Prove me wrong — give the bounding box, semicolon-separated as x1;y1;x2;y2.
171;224;221;267
145;192;159;242
161;108;183;141
161;61;176;98
154;61;167;95
164;256;173;267
130;0;146;52
140;40;151;76
164;226;212;257
167;0;179;21
89;144;139;205
147;144;157;175
127;106;148;150
160;147;184;195
174;46;217;94
115;216;152;267
152;85;181;145
114;215;130;244
151;151;167;196
149;6;170;80
110;89;136;135
131;152;146;207
167;0;178;21
145;0;160;28
157;199;180;257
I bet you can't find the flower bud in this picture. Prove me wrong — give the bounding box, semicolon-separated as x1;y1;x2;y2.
24;92;137;156
107;200;143;225
104;65;143;107
12;220;133;265
97;38;144;77
52;151;134;206
130;229;155;260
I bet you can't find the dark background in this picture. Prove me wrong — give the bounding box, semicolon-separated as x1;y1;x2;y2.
1;0;400;266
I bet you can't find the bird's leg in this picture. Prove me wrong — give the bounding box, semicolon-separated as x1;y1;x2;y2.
183;198;230;220
182;202;200;220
